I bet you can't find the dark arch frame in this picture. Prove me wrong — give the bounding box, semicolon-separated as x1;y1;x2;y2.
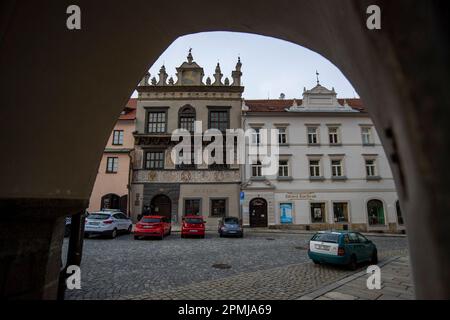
249;198;268;228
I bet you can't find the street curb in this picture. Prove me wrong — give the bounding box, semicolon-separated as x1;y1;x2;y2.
246;229;407;238
297;256;402;300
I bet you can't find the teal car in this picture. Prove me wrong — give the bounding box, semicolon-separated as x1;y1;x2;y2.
308;231;378;270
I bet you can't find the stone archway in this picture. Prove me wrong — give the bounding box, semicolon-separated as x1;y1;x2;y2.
1;0;450;299
150;194;172;219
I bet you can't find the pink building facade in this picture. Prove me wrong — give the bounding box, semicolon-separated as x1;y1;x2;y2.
87;99;136;214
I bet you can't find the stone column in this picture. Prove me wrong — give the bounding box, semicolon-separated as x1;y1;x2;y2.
0;199;87;299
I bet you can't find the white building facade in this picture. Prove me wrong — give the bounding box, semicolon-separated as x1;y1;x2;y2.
241;83;405;233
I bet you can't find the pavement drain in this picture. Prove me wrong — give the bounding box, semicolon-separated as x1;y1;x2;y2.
294;246;308;250
212;263;232;269
266;238;275;241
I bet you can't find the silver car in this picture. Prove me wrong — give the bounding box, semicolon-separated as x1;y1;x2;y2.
84;211;132;238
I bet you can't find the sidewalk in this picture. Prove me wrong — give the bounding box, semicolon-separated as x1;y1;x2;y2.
298;256;414;300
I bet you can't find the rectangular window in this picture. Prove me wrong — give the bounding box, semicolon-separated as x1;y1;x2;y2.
307;127;319;144
210;199;227;217
180;116;195;132
333;202;349;223
251;128;261;145
147;111;166;133
209;110;229;132
310;203;326;223
184;199;201;216
365;159;376;177
331;159;343;177
145;151;164;169
278;127;287;144
309;160;321;177
328;127;339;144
361;127;372;145
112;130;124;145
106;157;118;173
278;160;289;177
252;161;262;177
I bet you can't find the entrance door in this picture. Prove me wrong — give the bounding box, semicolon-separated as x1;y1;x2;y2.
150;195;172;220
249;198;268;227
101;193;120;210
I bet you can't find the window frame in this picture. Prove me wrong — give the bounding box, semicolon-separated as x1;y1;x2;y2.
310;202;326;223
207;106;231;132
184;198;202;216
145;108;169;134
210;198;228;218
112;130;124;145
144;150;165;170
178;105;196;133
252;161;263;177
278;160;289;177
307;126;320;145
309;159;321;177
277;127;288;145
365;158;377;177
332;201;349;223
361;126;373;145
106;157;119;173
331;159;344;177
328;126;340;145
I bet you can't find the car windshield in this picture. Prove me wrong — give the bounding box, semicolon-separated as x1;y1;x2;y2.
224;218;239;225
312;233;340;243
185;218;203;224
141;218;161;223
88;214;110;220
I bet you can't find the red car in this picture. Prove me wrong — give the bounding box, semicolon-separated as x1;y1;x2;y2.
134;215;171;240
181;215;206;238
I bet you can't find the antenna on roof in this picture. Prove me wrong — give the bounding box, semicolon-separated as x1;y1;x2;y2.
316;70;320;85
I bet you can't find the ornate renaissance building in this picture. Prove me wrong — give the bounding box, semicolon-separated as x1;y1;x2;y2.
129;51;244;225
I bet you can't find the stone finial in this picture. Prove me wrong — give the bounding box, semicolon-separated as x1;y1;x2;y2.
139;71;150;86
224;77;230;86
151;77;157;85
231;57;243;86
187;48;193;63
213;62;223;86
157;65;168;85
206;77;212;85
168;76;174;85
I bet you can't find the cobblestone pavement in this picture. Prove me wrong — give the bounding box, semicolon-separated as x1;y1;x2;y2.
63;231;409;300
300;256;414;300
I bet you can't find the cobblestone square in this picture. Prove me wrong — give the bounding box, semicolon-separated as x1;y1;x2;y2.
63;231;409;300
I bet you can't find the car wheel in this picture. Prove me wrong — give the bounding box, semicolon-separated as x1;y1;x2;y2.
371;250;378;264
127;225;132;234
349;255;358;271
312;260;320;265
110;228;117;239
134;235;140;240
219;233;223;238
168;228;171;236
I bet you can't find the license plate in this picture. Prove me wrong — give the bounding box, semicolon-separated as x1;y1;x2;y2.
190;230;198;233
143;226;153;229
88;222;99;226
229;231;237;233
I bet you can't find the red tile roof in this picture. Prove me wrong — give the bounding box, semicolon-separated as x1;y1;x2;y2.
244;98;365;113
119;98;137;120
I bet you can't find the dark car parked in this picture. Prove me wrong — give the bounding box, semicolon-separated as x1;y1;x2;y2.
218;217;244;238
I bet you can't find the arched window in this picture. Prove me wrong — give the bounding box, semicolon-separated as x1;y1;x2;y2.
367;199;385;226
396;200;404;225
178;105;196;132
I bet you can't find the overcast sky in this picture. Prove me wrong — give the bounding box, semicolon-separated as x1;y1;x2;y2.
140;31;358;99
